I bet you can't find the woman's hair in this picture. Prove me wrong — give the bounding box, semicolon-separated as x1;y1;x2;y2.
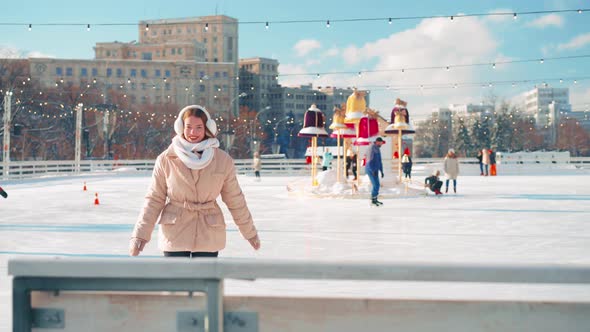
182;108;214;138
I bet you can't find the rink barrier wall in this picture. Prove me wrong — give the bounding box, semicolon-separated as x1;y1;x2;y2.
1;157;589;180
9;257;590;332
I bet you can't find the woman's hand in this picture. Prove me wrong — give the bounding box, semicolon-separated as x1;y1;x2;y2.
129;237;147;256
248;234;261;250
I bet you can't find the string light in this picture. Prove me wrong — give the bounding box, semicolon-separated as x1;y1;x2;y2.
513;13;517;19
8;9;587;30
278;54;590;77
492;63;496;69
326;20;330;28
540;58;544;64
388;18;392;24
28;24;32;31
265;21;269;30
145;24;149;31
87;24;91;31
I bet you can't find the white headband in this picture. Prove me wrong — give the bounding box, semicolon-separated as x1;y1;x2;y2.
174;105;217;136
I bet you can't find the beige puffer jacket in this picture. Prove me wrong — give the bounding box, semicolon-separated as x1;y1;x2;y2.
131;145;257;252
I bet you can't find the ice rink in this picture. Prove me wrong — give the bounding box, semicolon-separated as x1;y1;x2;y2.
2;165;590;330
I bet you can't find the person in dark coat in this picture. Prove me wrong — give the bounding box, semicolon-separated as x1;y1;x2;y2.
365;137;385;206
0;186;7;198
401;153;412;179
489;149;497;176
425;170;443;195
476;150;483;176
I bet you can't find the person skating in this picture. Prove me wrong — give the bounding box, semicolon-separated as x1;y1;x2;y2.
365;137;385;206
129;105;260;258
401;148;413;180
482;148;490;176
0;186;7;199
443;148;460;193
489;148;497;176
425;170;444;195
252;151;261;181
476;150;483;176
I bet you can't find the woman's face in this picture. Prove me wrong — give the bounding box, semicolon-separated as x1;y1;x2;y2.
183;116;206;143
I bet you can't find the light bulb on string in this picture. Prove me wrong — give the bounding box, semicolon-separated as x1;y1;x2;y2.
450;16;454;21
87;24;90;31
28;24;32;31
145;24;149;31
265;22;269;30
326;20;330;28
205;23;209;31
540;58;544;64
578;9;583;14
388;18;392;24
357;71;362;77
513;13;517;19
492;63;496;69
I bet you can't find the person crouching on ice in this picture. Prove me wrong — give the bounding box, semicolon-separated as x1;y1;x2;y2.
425;170;444;195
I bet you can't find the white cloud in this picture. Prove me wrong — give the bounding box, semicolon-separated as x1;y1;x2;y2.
558;33;590;50
278;16;505;119
0;46;21;58
526;14;564;29
485;8;514;23
331;16;500;119
323;47;339;58
570;86;590;110
293;39;321;57
0;46;55;59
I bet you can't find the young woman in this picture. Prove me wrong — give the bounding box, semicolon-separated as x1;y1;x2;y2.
129;105;260;258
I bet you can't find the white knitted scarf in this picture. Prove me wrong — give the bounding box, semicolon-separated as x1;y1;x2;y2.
172;135;220;170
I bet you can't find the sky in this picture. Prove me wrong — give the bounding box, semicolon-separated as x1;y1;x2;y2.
1;0;590;120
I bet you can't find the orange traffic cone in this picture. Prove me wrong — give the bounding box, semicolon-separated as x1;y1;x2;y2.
83;181;87;191
94;192;100;205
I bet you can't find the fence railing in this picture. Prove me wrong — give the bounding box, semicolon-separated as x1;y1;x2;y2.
2;157;589;180
9;257;590;332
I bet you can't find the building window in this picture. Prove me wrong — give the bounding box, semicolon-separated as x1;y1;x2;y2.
162;50;166;56
222;71;228;78
92;68;98;77
165;83;171;90
142;52;152;60
106;50;111;57
165;70;171;77
116;68;123;77
214;71;220;78
156;50;160;57
141;69;147;78
80;68;88;77
107;68;112;77
171;48;176;55
199;71;205;78
178;48;182;55
141;83;146;90
199;85;205;92
56;67;63;76
130;69;137;77
66;67;73;76
131;83;136;90
155;69;161;77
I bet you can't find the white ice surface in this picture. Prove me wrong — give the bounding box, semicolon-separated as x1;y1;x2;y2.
1;164;590;330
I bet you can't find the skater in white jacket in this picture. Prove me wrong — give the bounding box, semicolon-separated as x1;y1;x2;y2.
443;148;460;193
